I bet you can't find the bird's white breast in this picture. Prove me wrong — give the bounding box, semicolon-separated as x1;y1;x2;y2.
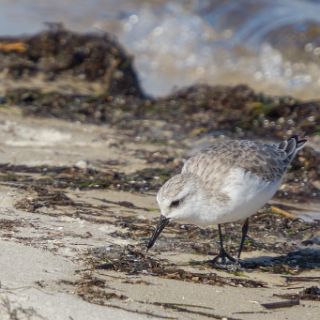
211;168;281;223
196;168;281;226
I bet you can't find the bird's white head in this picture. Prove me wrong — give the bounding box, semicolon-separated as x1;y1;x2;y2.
156;173;205;223
147;173;203;250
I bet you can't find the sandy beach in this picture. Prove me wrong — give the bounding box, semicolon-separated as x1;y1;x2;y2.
0;108;319;320
0;28;319;319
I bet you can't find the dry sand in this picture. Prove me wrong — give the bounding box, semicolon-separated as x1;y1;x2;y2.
0;109;319;320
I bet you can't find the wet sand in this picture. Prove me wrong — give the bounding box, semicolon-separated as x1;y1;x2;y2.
0;109;319;320
0;29;319;319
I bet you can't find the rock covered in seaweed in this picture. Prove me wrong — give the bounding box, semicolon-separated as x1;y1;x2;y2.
0;28;144;98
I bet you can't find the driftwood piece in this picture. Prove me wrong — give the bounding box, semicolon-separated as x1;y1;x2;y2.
261;299;300;309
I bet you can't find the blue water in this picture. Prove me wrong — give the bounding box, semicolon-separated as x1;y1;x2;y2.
200;0;320;47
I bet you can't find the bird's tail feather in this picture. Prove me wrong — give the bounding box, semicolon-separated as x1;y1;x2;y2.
278;135;307;161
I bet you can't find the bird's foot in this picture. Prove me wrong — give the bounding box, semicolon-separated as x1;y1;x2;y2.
210;248;241;271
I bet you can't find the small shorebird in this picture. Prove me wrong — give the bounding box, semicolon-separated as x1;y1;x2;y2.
147;136;307;265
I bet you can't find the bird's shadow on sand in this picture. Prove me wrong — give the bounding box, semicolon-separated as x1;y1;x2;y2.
240;247;320;270
191;247;320;271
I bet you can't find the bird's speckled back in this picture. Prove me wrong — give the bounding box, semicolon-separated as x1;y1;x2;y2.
182;139;295;184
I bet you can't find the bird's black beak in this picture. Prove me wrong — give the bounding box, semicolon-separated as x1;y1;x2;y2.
146;215;170;251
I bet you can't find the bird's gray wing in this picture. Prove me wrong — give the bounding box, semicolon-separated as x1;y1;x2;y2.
182;140;288;183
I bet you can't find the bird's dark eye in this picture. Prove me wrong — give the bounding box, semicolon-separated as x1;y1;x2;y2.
170;199;181;208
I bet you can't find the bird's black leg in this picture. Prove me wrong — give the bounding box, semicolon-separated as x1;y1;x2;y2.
238;218;249;259
211;224;236;265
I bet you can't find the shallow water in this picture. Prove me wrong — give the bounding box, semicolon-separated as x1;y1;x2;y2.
1;0;320;99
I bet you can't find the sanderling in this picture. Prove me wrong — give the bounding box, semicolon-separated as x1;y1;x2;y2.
147;136;307;266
